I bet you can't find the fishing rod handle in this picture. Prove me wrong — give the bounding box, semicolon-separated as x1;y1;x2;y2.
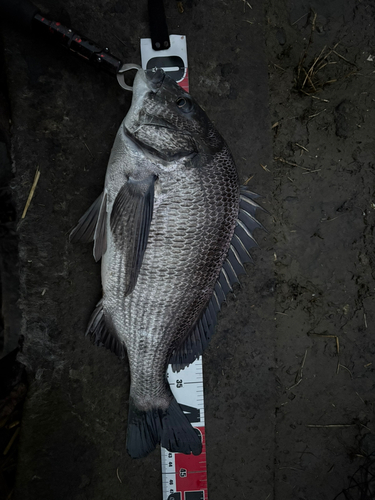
0;0;123;76
33;13;122;76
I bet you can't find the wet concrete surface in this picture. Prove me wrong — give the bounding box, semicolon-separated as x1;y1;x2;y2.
0;0;374;498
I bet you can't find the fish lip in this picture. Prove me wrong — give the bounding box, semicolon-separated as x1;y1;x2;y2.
124;127;197;163
144;68;166;92
134;68;165;94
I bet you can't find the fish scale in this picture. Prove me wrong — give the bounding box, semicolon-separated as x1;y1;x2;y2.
115;171;237;404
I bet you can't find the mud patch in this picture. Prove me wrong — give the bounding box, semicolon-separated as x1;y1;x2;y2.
266;0;375;498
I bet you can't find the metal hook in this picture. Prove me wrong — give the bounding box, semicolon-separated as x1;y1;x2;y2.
117;63;142;91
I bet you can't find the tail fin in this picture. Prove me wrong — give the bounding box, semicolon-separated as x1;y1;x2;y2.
126;397;202;459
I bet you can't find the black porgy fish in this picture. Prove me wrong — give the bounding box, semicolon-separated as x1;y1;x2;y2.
70;68;264;458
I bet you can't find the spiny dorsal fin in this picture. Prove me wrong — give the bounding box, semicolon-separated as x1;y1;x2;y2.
170;187;265;372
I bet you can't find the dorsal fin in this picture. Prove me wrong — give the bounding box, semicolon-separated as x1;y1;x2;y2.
170;187;265;372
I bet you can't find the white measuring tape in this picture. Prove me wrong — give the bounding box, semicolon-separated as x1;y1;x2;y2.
141;36;208;500
162;358;207;500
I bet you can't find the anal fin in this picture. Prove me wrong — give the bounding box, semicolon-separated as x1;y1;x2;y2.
86;299;126;359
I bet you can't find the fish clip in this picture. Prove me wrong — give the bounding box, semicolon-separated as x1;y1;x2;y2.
116;63;142;91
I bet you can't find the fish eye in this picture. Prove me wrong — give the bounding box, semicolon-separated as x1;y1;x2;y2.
176;96;193;113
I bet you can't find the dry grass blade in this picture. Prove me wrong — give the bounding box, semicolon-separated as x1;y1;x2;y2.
273;63;286;71
291;12;308;26
21;167;40;219
337;363;352;378
279;466;305;471
310;333;344;376
6;421;20;430
302;169;321;174
241;0;252;12
296;9;317;82
294;13;357;95
3;428;20;455
287;349;308;390
332;50;357;66
308;108;326;118
83;141;94;158
274;156;311;171
307;424;354;428
114;34;128;47
311;95;329;102
356;392;365;404
305;45;327;81
310;333;339;353
301;67;317;92
5;490;14;500
177;1;184;13
244;175;254;184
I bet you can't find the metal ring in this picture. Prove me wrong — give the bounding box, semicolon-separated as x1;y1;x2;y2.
116;63;142;91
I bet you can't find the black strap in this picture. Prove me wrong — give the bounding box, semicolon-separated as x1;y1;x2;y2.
148;0;170;51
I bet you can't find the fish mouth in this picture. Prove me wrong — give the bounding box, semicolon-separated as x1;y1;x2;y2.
124;128;197;163
133;68;166;94
144;68;166;91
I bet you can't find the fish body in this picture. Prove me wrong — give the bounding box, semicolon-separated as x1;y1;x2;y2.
71;69;263;458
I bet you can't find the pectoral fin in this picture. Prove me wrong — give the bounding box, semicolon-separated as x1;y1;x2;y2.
110;174;157;296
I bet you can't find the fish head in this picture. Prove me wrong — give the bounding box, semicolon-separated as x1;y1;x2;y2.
124;69;223;166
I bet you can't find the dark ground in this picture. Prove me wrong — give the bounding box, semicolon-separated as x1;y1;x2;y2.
0;0;374;499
